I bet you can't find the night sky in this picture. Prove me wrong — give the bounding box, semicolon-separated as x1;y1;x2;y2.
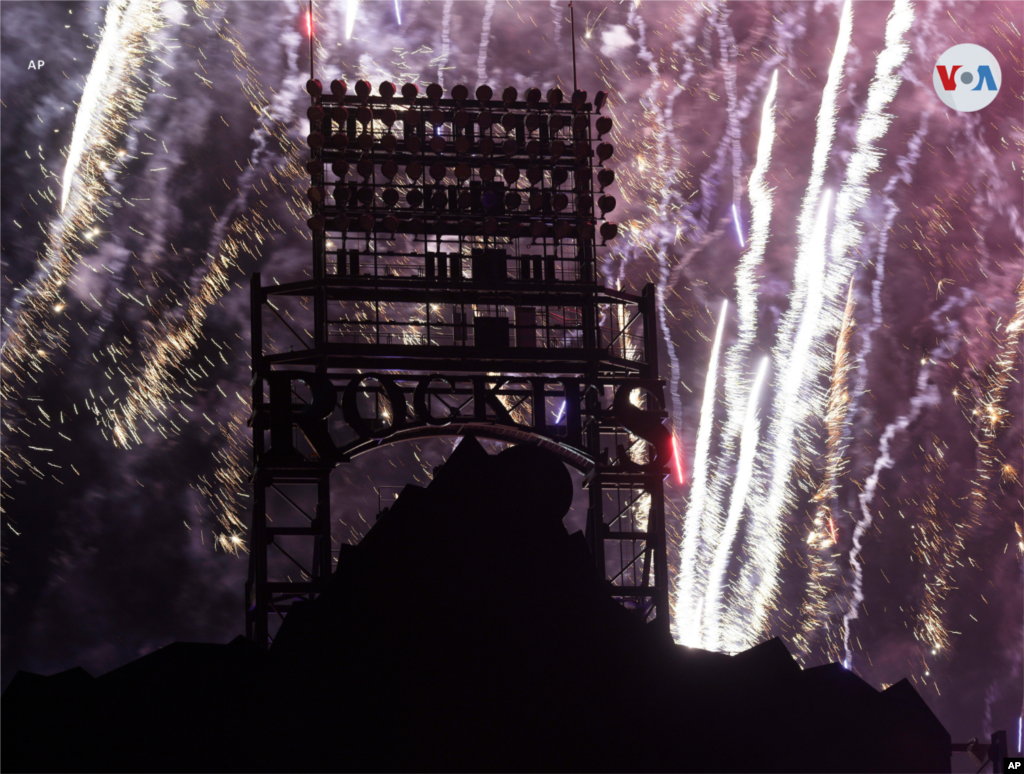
2;0;1021;762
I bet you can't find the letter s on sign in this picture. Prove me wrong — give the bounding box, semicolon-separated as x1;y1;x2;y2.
612;381;673;472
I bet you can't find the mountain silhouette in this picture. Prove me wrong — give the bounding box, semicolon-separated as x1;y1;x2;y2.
2;437;950;772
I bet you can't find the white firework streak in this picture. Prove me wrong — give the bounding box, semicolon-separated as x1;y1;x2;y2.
679;4;831;593
674;299;728;647
844;380;930;668
847;115;930;448
548;0;564;73
618;8;786;643
344;0;358;40
960;110;1024;251
438;0;454;88
624;3;770;441
710;68;779;509
679;70;778;647
704;356;770;651
682;5;790;250
712;8;743;218
729;189;833;651
824;0;915;319
61;0;151;213
741;0;914;649
476;0;496;85
1;0;162;383
842;288;973;668
771;0;852;383
1;0;166;508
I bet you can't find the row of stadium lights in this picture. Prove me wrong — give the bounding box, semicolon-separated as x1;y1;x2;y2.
303;79;620;243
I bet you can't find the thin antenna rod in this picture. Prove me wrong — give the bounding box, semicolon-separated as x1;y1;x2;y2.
308;0;315;83
569;2;578;93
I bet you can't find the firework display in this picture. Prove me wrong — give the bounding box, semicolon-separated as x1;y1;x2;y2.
1;0;1021;758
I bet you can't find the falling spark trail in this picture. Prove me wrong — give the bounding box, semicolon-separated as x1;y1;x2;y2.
2;0;159;335
848;115;930;449
842;289;972;668
675;299;727;647
394;0;401;26
705;356;769;651
2;0;161;372
806;0;915;662
797;281;857;662
695;7;839;643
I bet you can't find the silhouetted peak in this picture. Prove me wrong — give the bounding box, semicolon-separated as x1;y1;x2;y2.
2;438;952;773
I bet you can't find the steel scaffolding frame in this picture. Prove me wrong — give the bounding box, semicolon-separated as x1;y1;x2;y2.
247;79;672;647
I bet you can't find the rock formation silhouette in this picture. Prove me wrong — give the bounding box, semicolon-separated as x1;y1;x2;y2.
2;437;950;772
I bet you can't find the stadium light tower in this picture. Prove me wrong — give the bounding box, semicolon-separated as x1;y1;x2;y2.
246;75;675;648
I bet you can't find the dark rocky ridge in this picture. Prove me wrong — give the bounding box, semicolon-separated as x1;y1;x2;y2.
2;437;950;772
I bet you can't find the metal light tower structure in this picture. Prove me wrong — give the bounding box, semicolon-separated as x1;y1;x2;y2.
246;75;675;648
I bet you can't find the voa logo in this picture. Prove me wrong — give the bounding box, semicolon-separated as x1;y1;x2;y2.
933;44;1001;112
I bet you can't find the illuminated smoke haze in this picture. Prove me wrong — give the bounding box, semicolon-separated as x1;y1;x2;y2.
1;0;1021;754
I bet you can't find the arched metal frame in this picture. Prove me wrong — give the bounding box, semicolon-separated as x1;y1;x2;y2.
346;423;596;472
246;80;671;648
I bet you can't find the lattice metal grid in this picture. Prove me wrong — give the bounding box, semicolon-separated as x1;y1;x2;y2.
246;77;672;648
